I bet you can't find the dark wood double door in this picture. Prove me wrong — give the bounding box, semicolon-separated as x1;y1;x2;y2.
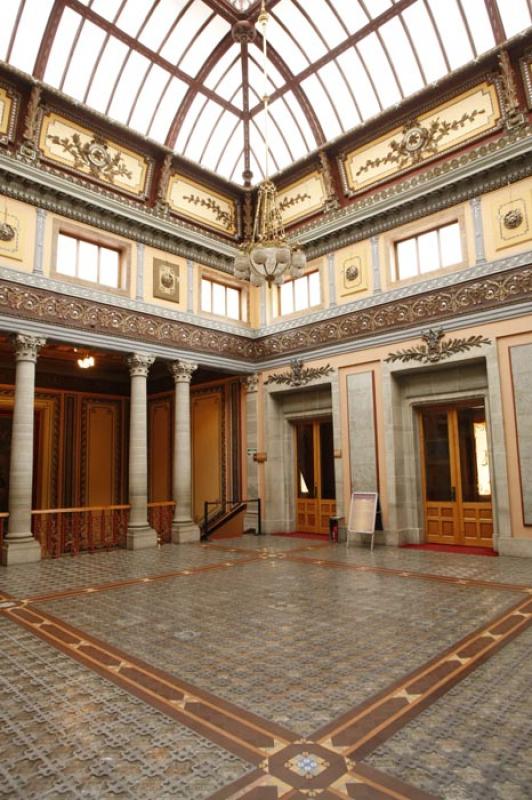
419;401;493;547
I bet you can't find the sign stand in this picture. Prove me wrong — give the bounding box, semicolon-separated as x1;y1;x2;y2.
347;492;379;550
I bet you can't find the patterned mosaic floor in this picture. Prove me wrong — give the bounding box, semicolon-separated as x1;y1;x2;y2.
1;534;531;800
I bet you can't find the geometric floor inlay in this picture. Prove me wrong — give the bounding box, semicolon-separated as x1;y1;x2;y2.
1;534;531;800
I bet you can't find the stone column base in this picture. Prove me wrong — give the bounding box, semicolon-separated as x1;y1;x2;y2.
1;536;41;565
126;525;158;550
497;536;532;557
172;520;200;543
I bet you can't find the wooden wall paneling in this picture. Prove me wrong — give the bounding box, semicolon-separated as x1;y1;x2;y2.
33;394;60;510
121;397;129;504
191;388;224;522
61;393;77;509
80;397;122;506
148;395;173;502
230;380;242;502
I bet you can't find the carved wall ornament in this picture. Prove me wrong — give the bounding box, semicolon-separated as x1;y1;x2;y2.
0;221;15;242
182;193;235;231
156;153;172;212
499;50;525;129
355;110;487;177
278;192;312;213
46;132;133;184
22;85;41;142
385;328;491;365
318;149;339;210
345;265;359;282
502;208;524;230
265;359;334;387
153;258;180;303
243;191;254;240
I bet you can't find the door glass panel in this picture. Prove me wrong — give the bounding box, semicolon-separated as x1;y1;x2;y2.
296;423;314;498
319;421;335;500
422;410;453;501
458;405;491;501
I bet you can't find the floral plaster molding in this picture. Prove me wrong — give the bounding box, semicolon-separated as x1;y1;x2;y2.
1;263;532;364
385;328;491;364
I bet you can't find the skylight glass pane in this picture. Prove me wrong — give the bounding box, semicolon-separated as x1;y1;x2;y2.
364;0;393;17
180;15;230;77
249;121;270;178
0;0;22;62
148;76;188;143
43;8;82;88
418;230;440;273
380;17;424;95
338;49;380;119
301;74;342;139
309;272;321;307
226;287;240;320
459;0;495;53
115;0;151;37
265;15;309;73
90;0;123;22
161;1;211;65
268;98;308;160
139;0;187;51
317;62;360;130
86;37;129;111
129;65;171;133
213;117;244;178
427;0;473;70
402;2;447;83
357;33;401;109
56;234;77;277
201;279;211;313
301;0;347;47
229;153;244;183
215;62;242;101
100;247;119;288
205;44;240;90
175;94;209;153
9;0;54;74
275;1;327;63
78;240;98;283
107;50;151;123
440;223;462;267
331;0;369;34
185;101;225;161
63;21;107;101
254;106;292;169
280;91;315;151
280;282;294;315
496;0;531;37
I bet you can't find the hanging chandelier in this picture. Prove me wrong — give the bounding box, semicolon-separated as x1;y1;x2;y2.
233;1;306;287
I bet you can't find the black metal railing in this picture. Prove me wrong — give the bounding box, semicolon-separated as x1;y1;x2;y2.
202;498;261;541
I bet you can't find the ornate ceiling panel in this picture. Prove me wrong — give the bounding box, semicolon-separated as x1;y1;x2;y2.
0;0;530;185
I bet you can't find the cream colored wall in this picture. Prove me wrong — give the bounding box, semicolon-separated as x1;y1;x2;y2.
481;177;532;262
0;195;36;273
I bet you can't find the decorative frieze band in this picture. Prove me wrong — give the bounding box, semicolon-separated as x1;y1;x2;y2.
1;266;532;363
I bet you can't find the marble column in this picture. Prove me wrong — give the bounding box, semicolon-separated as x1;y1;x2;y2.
2;334;45;565
126;353;157;550
242;374;260;532
169;360;200;543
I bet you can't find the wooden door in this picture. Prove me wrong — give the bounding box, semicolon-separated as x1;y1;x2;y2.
420;402;493;546
295;419;336;534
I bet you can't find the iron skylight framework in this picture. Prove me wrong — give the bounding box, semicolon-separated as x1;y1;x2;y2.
0;0;530;184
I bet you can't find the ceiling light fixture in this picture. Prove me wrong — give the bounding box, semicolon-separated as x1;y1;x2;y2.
77;355;95;369
234;1;306;286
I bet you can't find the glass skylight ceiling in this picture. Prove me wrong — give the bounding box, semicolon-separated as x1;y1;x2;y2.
0;0;530;185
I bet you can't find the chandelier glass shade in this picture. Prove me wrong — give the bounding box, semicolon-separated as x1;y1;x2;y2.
233;1;306;287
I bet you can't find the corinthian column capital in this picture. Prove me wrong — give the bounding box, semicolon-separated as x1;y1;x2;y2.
12;333;46;363
127;353;155;377
242;373;259;393
169;360;198;384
